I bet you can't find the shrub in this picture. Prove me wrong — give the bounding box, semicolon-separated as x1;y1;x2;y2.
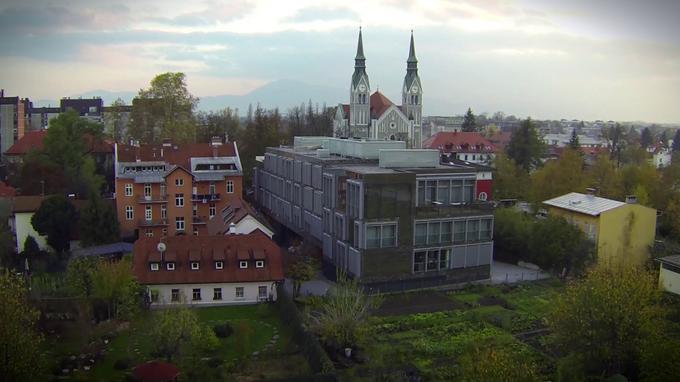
213;323;233;338
113;358;131;370
207;357;223;368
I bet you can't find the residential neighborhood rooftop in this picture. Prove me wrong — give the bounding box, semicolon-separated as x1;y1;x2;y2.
543;192;626;216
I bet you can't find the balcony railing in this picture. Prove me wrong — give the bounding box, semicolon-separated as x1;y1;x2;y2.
191;193;221;202
138;218;169;227
138;194;168;204
192;215;208;225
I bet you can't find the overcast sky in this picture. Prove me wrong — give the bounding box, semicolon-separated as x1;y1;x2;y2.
1;0;679;122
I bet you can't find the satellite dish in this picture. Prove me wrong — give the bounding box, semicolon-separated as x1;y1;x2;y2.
157;242;166;252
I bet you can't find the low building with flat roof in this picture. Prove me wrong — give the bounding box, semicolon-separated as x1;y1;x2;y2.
253;137;494;292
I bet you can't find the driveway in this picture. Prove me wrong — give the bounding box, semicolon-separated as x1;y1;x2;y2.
491;261;551;284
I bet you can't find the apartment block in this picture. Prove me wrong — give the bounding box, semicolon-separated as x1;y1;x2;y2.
254;137;494;292
115;138;243;239
0;91;27;157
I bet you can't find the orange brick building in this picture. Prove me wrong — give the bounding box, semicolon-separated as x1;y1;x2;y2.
115;139;243;239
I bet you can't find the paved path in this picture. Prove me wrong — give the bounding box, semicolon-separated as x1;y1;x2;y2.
284;272;333;297
491;261;551;284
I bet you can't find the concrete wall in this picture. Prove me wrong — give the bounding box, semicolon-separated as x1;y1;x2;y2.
659;264;680;296
599;204;656;265
147;281;278;306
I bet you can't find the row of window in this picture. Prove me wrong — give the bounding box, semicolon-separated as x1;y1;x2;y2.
157;285;268;302
124;181;234;197
126;203;217;221
150;260;265;272
414;218;493;246
417;178;476;206
365;223;397;249
412;243;492;273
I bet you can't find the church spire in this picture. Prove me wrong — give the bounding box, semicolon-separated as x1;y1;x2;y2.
407;30;417;71
355;27;366;67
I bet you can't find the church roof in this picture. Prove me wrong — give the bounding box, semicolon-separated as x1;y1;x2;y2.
370;91;394;118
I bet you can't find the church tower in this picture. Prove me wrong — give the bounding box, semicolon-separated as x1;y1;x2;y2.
402;31;422;145
349;27;370;138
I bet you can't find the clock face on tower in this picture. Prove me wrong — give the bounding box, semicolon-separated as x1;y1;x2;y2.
358;84;366;92
411;85;419;94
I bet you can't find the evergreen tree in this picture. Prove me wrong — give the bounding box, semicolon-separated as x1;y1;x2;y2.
506;118;544;172
461;107;477;132
31;195;77;254
568;128;580;150
79;193;120;247
640;127;653;149
672;129;680;152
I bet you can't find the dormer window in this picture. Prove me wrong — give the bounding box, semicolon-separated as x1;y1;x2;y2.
256;260;264;268
175;178;184;186
191;261;200;270
150;263;159;271
215;261;224;270
239;261;248;269
167;262;176;271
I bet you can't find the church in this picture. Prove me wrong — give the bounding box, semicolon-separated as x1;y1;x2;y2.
333;29;423;148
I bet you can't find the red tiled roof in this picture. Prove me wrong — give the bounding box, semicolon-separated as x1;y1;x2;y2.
133;232;284;285
370;91;394;119
116;142;238;169
488;131;513;150
133;361;180;382
423;132;497;153
0;181;17;198
5;131;47;155
207;197;256;235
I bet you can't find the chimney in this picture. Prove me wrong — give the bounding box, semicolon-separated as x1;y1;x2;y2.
625;195;638;204
211;136;223;146
162;138;172;147
585;187;597;198
228;222;236;234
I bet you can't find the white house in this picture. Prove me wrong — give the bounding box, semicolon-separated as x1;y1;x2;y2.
133;232;284;306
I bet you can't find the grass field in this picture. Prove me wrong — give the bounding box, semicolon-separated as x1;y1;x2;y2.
339;279;564;381
44;303;311;381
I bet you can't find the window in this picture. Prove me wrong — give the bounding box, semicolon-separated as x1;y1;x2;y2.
145;229;153;237
215;261;224;270
441;221;452;244
213;288;222;300
175;193;184;207
258;286;267;299
161;204;167;219
454;220;466;244
365;223;397;249
176;217;185;232
468;220;480;241
193;228;198;236
144;183;152;197
209;183;216;195
150;263;159;271
227;180;234;193
192;203;197;217
151;290;159;302
480;219;492;240
428;222;440;244
209;203;216;218
171;289;180;302
125;206;134;220
192;288;201;301
145;205;152;221
235;287;244;298
125;184;133;196
415;223;427;245
191;261;200;270
175;178;184;186
162;228;167;236
239;261;248;269
256;260;264;268
347;181;362;218
167;262;175;271
160;184;166;197
414;251;426;272
414;249;449;273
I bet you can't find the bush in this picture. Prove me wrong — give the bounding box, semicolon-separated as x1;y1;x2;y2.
113;358;131;370
213;323;233;338
207;357;223;368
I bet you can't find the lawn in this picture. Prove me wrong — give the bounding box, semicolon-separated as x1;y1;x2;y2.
44;303;311;381
338;279;564;381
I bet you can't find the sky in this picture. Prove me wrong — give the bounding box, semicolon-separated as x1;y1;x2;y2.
1;0;679;123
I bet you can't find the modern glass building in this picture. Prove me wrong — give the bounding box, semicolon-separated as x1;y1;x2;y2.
253;137;494;292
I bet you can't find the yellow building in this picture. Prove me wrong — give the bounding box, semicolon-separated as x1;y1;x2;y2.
543;192;657;265
658;256;680;295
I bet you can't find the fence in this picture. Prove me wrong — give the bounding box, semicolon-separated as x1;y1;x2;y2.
274;284;337;381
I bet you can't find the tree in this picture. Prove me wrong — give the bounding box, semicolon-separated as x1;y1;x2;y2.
663;193;680;240
79;193;119;247
673;129;680;152
602;123;627;166
640;127;653;149
104;98;128;142
150;307;219;362
130;72;198;144
587;154;624;200
528;215;595;275
287;244;318;297
31;195;77;254
491;153;530;200
195;108;241;143
461;107;477;132
506;118;544;172
530;148;589;203
0;221;16;269
549;263;662;379
568;128;580;150
0;270;46;381
309;274;381;350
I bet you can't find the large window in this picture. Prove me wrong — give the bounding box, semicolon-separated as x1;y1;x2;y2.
416;218;492;246
454;220;466;244
365;223;397;249
213;288;222;300
226;180;234;193
125;184;133;197
144;183;152;197
415;223;427;245
235;287;244;299
258;286;267;299
176;217;185;231
480;219;492;240
175;193;184;207
145;205;152;221
414;248;450;273
347;181;362;218
171;289;180;302
125;206;134;220
175;178;183;187
192;288;201;301
417;178;477;206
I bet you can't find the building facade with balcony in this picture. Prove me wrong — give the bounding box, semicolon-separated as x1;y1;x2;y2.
115;139;243;239
253;137;494;292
